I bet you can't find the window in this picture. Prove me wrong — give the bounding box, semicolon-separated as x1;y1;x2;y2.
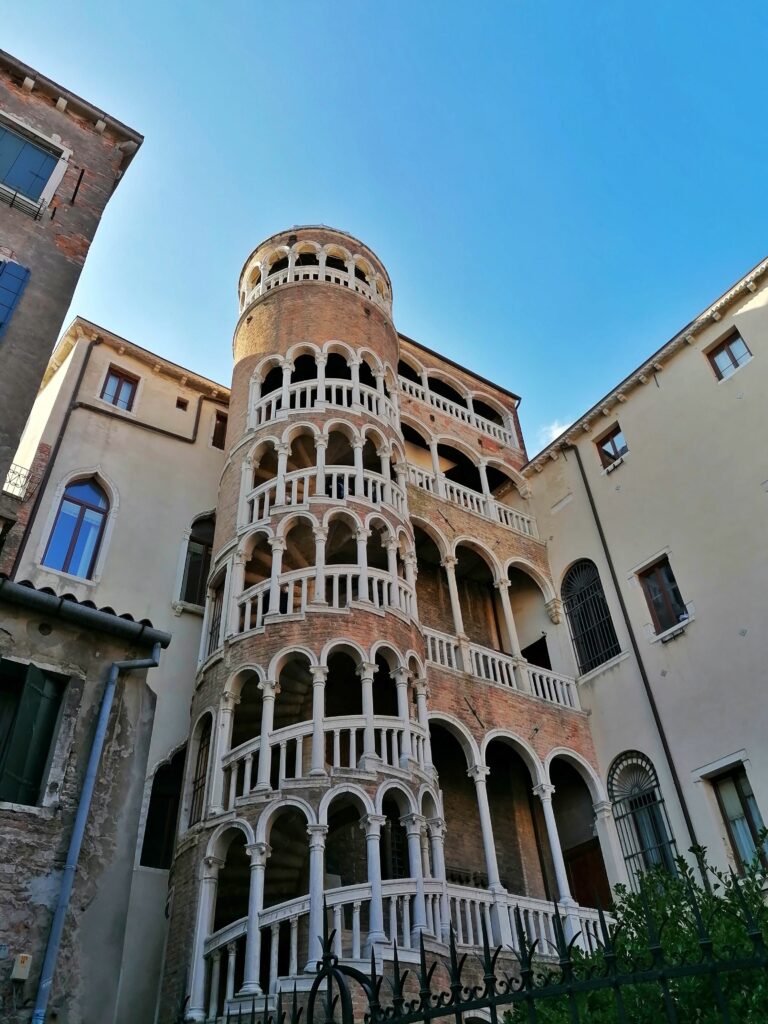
205;581;225;657
0;123;58;201
188;718;211;826
712;766;767;872
212;411;228;450
596;424;628;467
181;515;214;605
0;259;31;340
562;560;621;674
707;331;752;380
42;478;109;579
140;748;185;868
608;751;677;890
638;556;687;634
101;366;138;411
176;396;189;411
0;660;66;806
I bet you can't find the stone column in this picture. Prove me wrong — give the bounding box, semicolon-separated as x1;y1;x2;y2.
268;537;285;613
386;539;401;610
280;361;293;413
314;434;327;495
305;825;328;970
468;765;501;888
238;456;253;527
209;691;237;815
187;854;223;1021
403;551;418;620
393;667;413;765
255;680;279;791
478;459;497;520
402;814;428;941
428;818;451;941
226;551;246;638
356;528;370;601
414;678;432;770
350;356;362;406
494;577;521;655
239;842;271;995
593;799;628;889
373;368;386;395
310;666;328;777
361;814;387;947
358;661;378;768
442;555;469;670
225;942;237;1003
533;783;574;904
429;440;446;496
274;442;290;507
207;949;222;1021
313;526;327;604
352;437;365;496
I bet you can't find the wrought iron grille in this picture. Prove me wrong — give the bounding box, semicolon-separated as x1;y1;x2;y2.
562;560;621;674
209;876;768;1024
2;462;32;500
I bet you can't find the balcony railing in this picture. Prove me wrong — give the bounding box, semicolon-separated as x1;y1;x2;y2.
252;378;399;430
236;566;415;634
243;262;391;315
407;465;537;538
2;462;32;500
221;715;429;808
243;466;406;527
424;627;580;710
399;377;518;448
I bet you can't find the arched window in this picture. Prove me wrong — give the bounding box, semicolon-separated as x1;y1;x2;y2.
608;751;677;889
188;717;212;826
181;515;215;605
562;560;620;674
42;478;109;579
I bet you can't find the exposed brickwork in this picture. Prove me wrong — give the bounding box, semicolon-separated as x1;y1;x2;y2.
0;441;52;575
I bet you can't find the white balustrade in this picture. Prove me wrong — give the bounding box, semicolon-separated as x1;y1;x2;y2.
447;884;494;948
398;377;519;448
244;263;390;315
406;466;537;538
424;627;581;711
252;379;398;430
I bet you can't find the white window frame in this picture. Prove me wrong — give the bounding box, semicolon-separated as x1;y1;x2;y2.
0;111;72;209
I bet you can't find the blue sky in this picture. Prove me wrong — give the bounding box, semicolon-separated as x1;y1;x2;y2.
4;2;767;453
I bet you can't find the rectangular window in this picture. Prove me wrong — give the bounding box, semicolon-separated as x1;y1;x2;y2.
596;424;629;467
176;396;189;411
0;660;66;806
707;331;752;380
206;583;225;657
0;259;31;340
212;411;228;450
0;123;59;201
639;556;687;634
713;767;767;871
101;366;139;411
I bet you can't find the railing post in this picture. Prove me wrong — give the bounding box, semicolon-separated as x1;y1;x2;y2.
255;680;279;791
402;814;428;942
187;855;223;1022
240;841;271;995
361;814;387;947
310;666;328;777
305;824;328;971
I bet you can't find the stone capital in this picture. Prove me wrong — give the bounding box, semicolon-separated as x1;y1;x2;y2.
258;679;280;698
220;691;239;709
467;764;491;783
440;555;458;570
413;677;429;698
545;598;563;625
246;841;271;867
314;354;328;367
400;812;426;836
494;577;511;591
307;824;329;849
392;667;410;686
360;813;387;838
314;434;328;448
427;817;447;840
593;800;613;819
533;782;556;801
311;665;329;684
202;854;224;878
269;536;286;552
357;661;378;681
313;526;328;541
355;528;371;541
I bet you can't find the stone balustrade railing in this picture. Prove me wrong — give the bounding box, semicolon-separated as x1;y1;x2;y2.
424;627;580;711
243;261;391;315
398;377;518;448
406;466;537;538
251;379;399;431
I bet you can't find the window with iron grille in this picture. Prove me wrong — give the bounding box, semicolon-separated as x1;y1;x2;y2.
712;765;768;872
205;582;224;657
707;331;752;381
608;751;677;890
562;559;621;674
188;719;211;827
638;556;687;634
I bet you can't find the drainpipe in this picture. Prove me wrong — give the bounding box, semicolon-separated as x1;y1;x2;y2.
565;443;709;889
31;642;166;1023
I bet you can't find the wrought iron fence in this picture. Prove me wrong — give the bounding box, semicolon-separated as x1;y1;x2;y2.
212;873;768;1024
2;462;32;500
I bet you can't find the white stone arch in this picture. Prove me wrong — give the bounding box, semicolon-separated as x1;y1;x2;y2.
206;818;256;859
320;637;368;668
239;524;275;558
321;241;353;264
374;780;418;816
292;238;322;257
265;244;291;269
503;557;557;603
357;346;385;374
352;254;374;280
322;339;358;364
322;417;360;445
482;455;530;497
481;728;545;786
281;419;321;448
404;649;426;679
432;432;483;466
360;421;389;451
424;367;471;401
285;340;322;365
398;350;425;378
322;505;364;533
418;783;443;819
410;515;450;561
223;663;266;699
318;783;375;825
245;433;281;465
399;412;434;446
256;796;317;843
450;535;504;580
369;641;405;672
275;509;319;540
36;465;120;586
426;712;481;769
180;706;217;832
267;644;319;680
364;511;396;540
544;747;607;803
251;352;285;385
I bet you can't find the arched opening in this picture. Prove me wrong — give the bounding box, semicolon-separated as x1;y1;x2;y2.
413;527;453;635
268;252;289;276
286;430;317;473
140;747;185;869
472;396;505;426
562;560;621;675
366;519;391;573
428;376;467;408
508;566;552;668
187;714;212;827
261;808;311;986
402;423;432;475
550;757;611;909
280;517;315;573
230;670;263;749
485;464;529;519
373;653;399;717
274;653;313;734
180;514;214;606
381;794;410;881
325;248;348;273
437;444;483;493
486;739;552;900
290;354;318;384
429;723;484;886
242;531;271;591
325;793;368;889
325;512;358;566
295;250;319;268
214;831;250;930
358;358;377;391
354;260;371;284
455;544;503;650
260;363;283;397
398;359;421;385
326;351;352;381
252;441;278;487
326;429;355;468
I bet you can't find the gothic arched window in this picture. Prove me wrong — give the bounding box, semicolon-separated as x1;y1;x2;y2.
42;478;109;579
608;751;677;890
562;559;620;674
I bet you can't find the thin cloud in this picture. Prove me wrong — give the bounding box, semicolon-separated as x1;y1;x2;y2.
535;419;570;452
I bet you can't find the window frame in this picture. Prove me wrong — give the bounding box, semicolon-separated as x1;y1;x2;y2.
100;364;140;412
711;765;767;873
638;555;688;635
41;478;109;580
562;559;621;675
180;516;215;607
595;423;629;468
211;410;228;450
706;330;752;381
187;718;212;827
0;113;71;211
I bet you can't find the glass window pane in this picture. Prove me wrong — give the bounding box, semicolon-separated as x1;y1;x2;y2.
103;372;119;404
0;128;57;200
713;350;734;377
730;337;749;363
613;430;628;455
42;501;80;571
65;480;108;508
115;378;135;410
67;508;104;577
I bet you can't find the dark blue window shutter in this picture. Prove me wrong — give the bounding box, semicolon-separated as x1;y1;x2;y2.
0;259;30;340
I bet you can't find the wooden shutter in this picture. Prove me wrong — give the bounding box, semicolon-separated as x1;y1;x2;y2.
0;665;63;805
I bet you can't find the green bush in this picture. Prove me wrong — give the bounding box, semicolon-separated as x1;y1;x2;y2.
505;847;768;1023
